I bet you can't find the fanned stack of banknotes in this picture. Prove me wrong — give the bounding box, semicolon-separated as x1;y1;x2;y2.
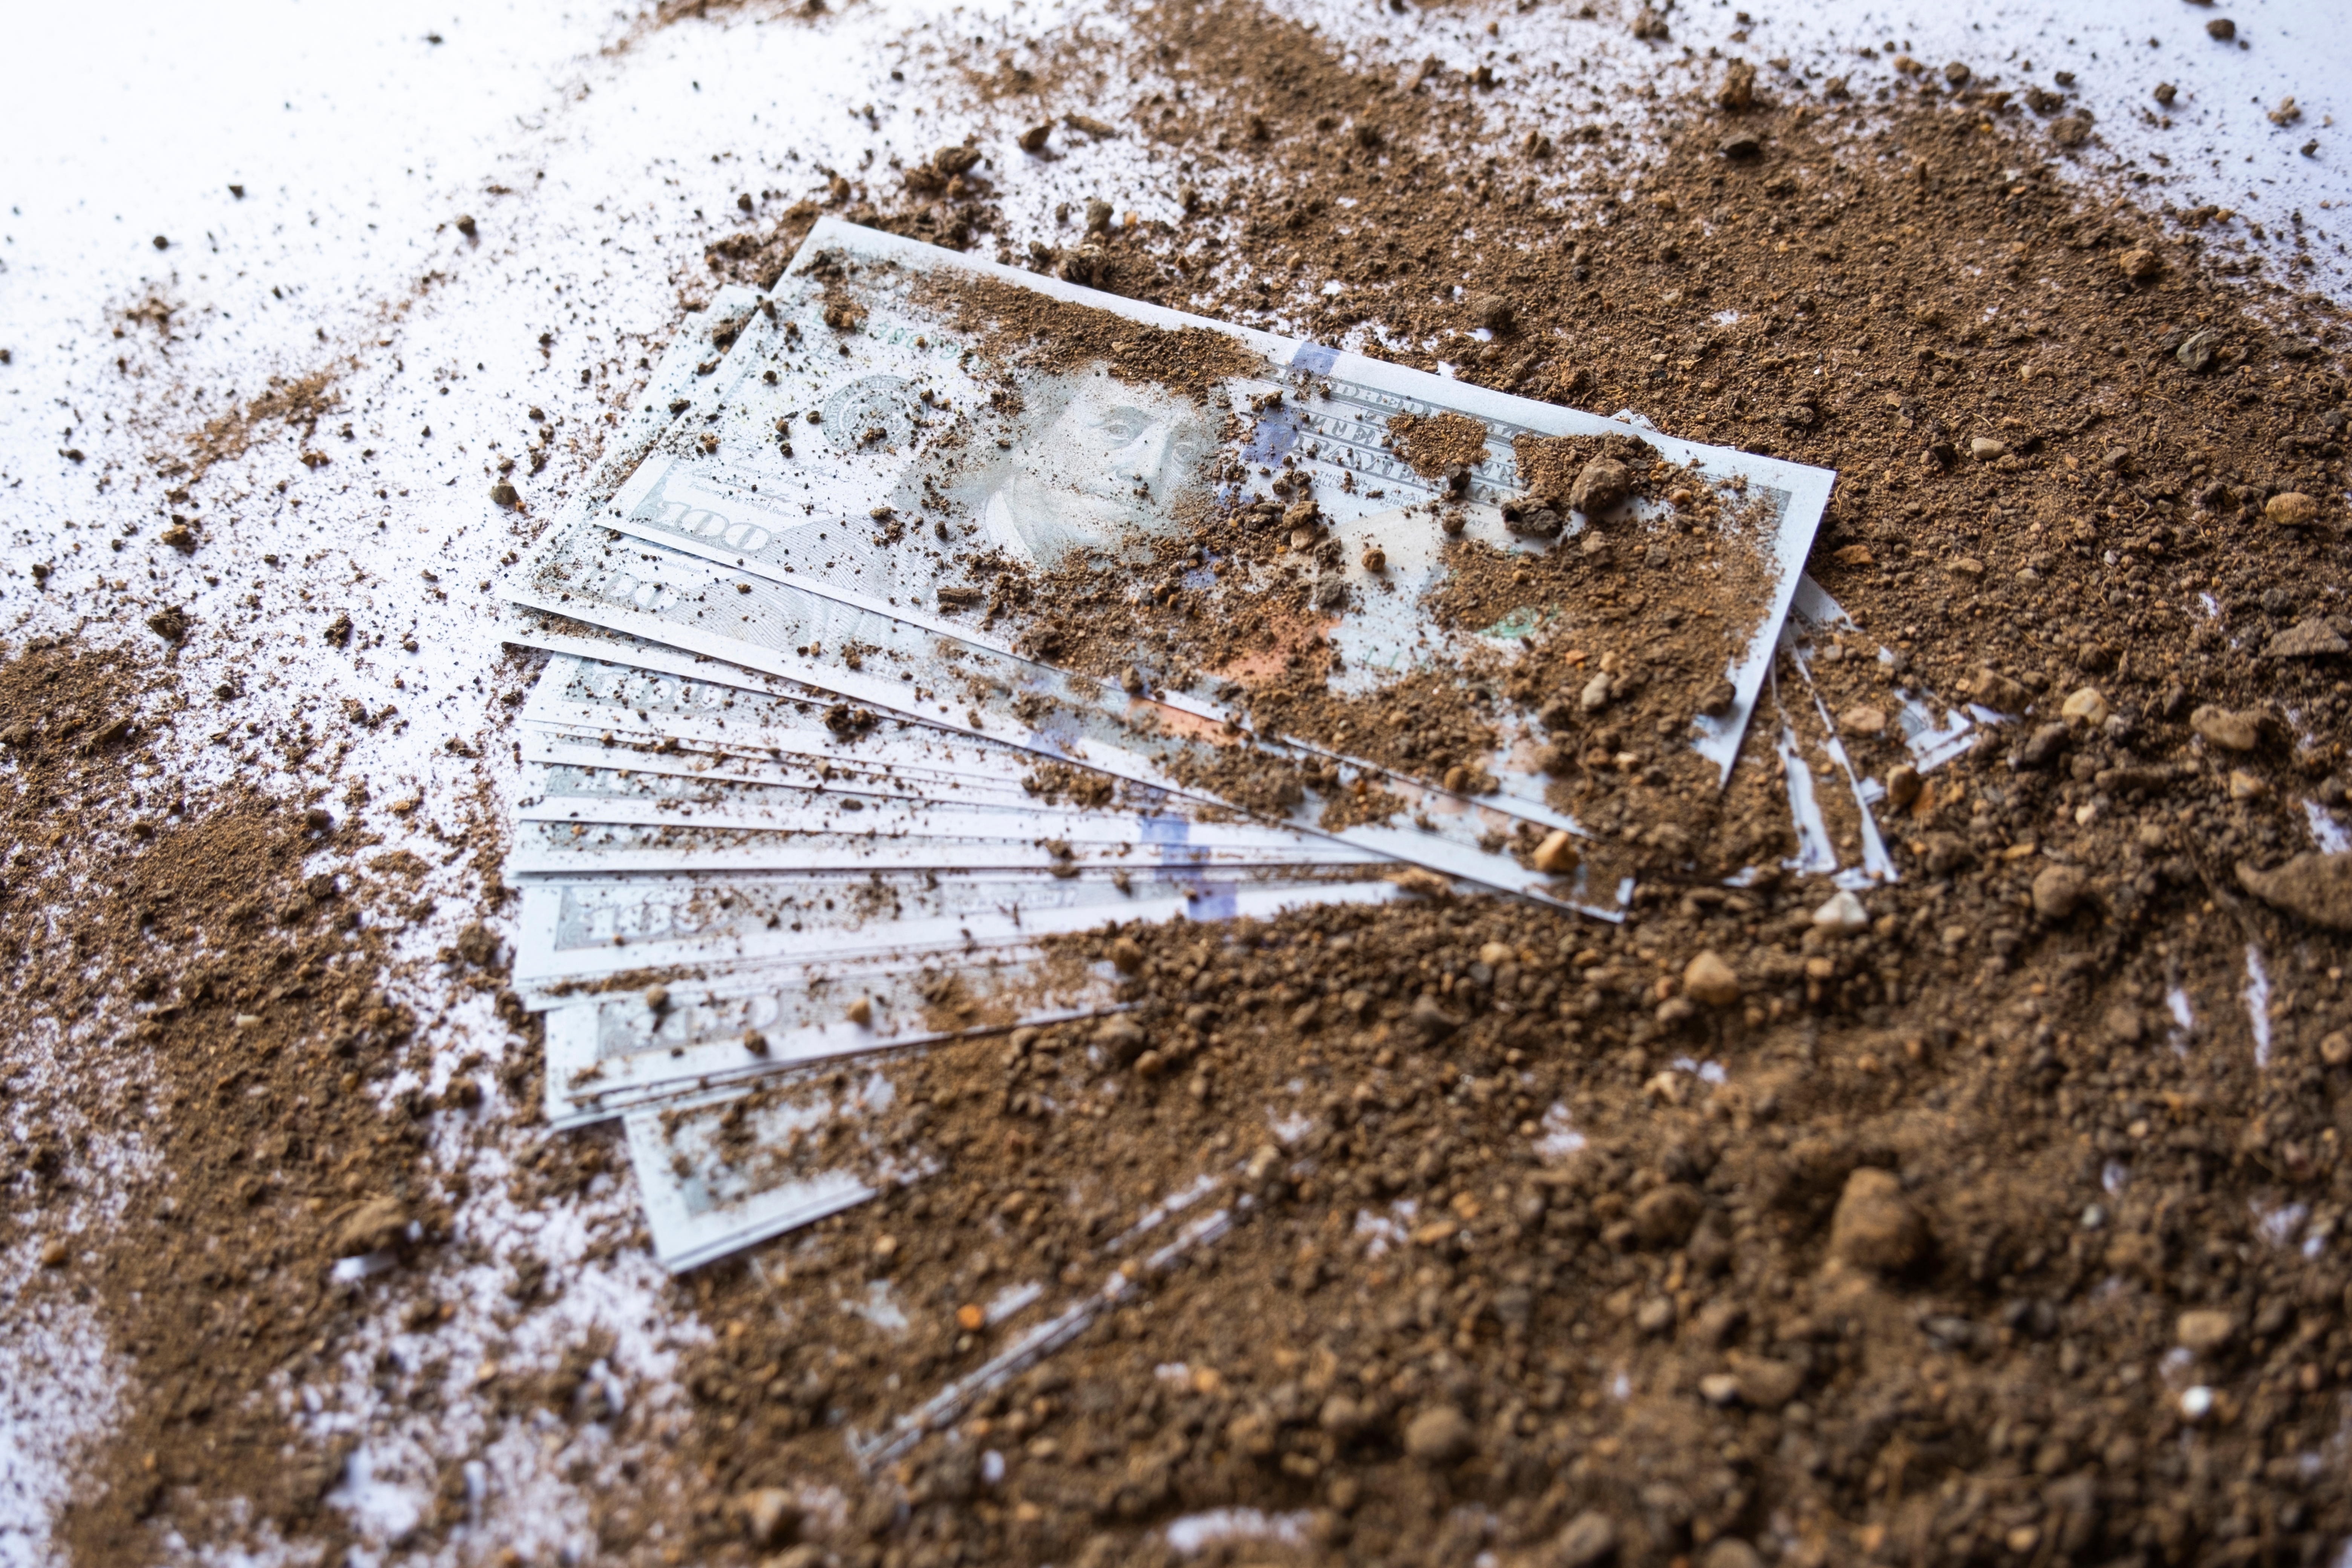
496;218;1844;1270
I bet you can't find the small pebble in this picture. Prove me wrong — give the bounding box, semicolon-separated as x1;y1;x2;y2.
1828;1167;1927;1272
1733;1357;1804;1409
2266;492;2320;525
2060;687;2108;726
1533;829;1580;875
1683;950;1742;1007
1700;1539;1765;1568
845;995;874;1026
1838;704;1886;738
2190;705;2263;752
733;1487;798;1549
1630;1184;1703;1247
2177;1309;2236;1355
1812;890;1868;934
2018;722;2070;769
1096;1014;1148;1065
1550;1511;1620;1568
2032;864;2087;920
1569;458;1631;515
1403;1404;1474;1464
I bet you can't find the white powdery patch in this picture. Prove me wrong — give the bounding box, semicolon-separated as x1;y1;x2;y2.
1163;1507;1314;1554
2254;1199;2311;1251
2244;944;2275;1069
1352;1202;1415;1259
0;1244;126;1568
286;1120;711;1559
0;1110;162;1568
2166;985;2197;1056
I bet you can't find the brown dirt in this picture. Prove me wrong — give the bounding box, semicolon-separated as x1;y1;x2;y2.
31;0;2352;1563
0;639;530;1563
929;273;1262;405
172;366;346;484
1389;410;1493;478
649;3;2352;1567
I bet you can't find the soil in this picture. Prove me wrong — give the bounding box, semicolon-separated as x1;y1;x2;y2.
1389;411;1493;478
930;272;1263;405
13;0;2352;1564
174;367;349;486
0;640;448;1562
667;3;2352;1565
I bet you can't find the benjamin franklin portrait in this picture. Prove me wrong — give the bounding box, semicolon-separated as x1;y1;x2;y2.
966;372;1222;569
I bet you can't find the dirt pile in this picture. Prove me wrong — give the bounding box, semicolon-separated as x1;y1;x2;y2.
17;0;2352;1561
0;641;519;1563
645;3;2352;1566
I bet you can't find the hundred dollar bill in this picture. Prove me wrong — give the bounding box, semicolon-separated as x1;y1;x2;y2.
519;758;1354;861
519;650;1348;827
542;948;1095;1126
510;861;1392;989
625;1064;916;1272
501;526;1627;913
522;651;1078;796
600;216;1828;792
522;725;1048;815
504;813;1374;879
541;879;1402;1124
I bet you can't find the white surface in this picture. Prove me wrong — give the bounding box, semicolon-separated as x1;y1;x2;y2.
0;0;2344;1557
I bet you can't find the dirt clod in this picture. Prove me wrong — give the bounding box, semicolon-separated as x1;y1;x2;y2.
2237;852;2352;931
2031;863;2087;920
2191;704;2266;750
1682;949;1741;1007
1544;1510;1620;1568
1402;1403;1475;1465
1827;1167;1928;1273
1568;456;1631;515
2177;1308;2237;1356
